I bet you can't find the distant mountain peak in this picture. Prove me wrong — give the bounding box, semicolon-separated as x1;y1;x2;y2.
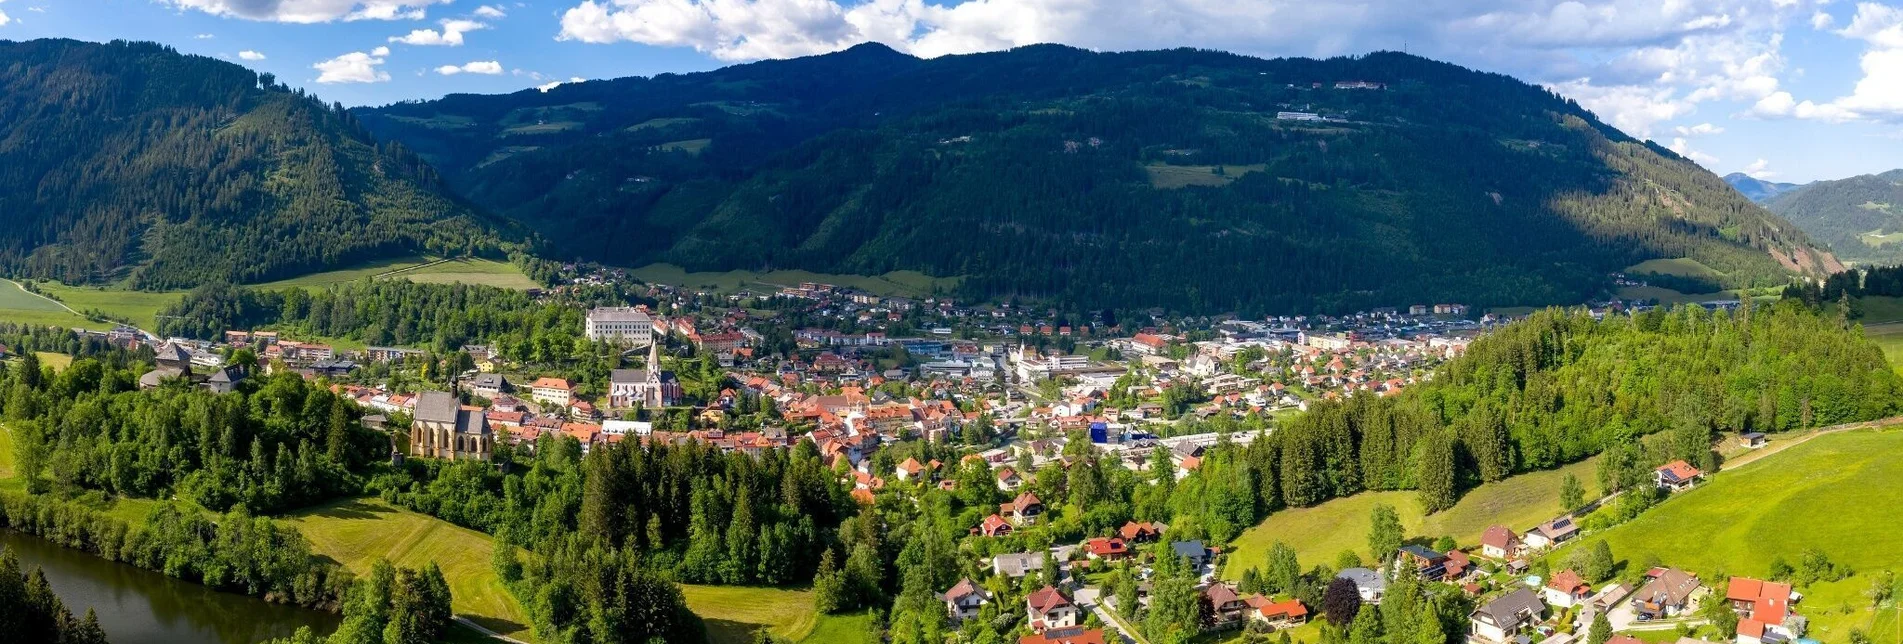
1724;172;1803;203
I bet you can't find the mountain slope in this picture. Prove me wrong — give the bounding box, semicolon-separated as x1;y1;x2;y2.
0;39;518;289
358;44;1834;313
1765;169;1903;266
1724;173;1803;203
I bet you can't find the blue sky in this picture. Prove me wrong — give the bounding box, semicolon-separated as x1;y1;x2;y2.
7;0;1903;183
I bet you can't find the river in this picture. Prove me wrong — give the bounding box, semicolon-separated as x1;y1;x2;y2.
0;529;342;644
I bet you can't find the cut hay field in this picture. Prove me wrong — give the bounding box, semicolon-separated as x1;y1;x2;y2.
282;497;533;642
681;583;875;644
1624;257;1724;279
1225;457;1599;578
1864;322;1903;376
630;263;959;299
254;256;538;291
1559;428;1903;643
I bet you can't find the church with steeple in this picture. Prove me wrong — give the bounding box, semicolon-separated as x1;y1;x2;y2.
608;342;682;408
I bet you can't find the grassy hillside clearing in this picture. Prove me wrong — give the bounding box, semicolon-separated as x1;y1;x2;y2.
34;282;186;330
1557;428;1903;643
1624;257;1724;279
629;263;959;299
282;497;534;642
253;256;538;291
1225;457;1599;577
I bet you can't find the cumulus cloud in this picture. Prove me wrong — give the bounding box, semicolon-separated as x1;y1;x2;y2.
313;48;390;83
1812;11;1834;29
391;17;487;45
1667;136;1720;167
195;33;215;39
437;60;504;75
161;0;451;23
474;4;506;18
538;76;586;92
1675;122;1725;135
238;50;266;60
1741;158;1775;178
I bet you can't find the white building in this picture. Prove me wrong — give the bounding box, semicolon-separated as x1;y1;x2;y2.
585;307;654;345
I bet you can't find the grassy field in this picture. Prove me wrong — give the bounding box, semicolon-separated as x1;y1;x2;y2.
629;263;959;299
1614;284;1739;305
254;256;538;291
0;280;103;330
1624;257;1724;280
1145;163;1266;189
683;585;820;643
282;497;534;642
1225;457;1599;577
1561;429;1903;643
1863;322;1903;376
34;283;186;330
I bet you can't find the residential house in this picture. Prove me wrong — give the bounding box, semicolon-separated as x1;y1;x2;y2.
530;377;575;407
1738;433;1768;449
1172;541;1211;568
1026;586;1080;632
1205;583;1251;624
139;342;197;389
896;457;928;482
1338;568;1387;604
1631;569;1702;619
1481;525;1522;559
1120;521;1164;543
1246;597;1309;629
1396;545;1449;580
976;514;1014;538
1543;569;1593;608
1728;577;1798;644
1523;517;1580;550
1469;588;1546;644
993;552;1045;578
1018;627;1106;644
468;374;509;399
409;391;492;460
1084;537;1132;561
1655;460;1703;492
942;578;990;623
996;467;1024;491
1001;492;1045;526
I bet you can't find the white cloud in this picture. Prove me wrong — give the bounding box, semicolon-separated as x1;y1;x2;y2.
313;49;390;83
195;33;215;39
474;4;506;18
238;50;267;60
1546;78;1695;138
437;60;504;75
390;17;488;46
1667;136;1720;167
160;0;451;23
1676;122;1726;135
1741;158;1775;178
1812;11;1834;29
0;9;9;27
538;76;586;92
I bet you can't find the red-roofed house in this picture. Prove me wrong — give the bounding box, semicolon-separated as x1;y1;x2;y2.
1026;586;1080;632
942;578;990;623
975;514;1014;538
896;457;927;482
1480;525;1521;559
1205;583;1251;623
1084;537;1131;561
1119;521;1163;543
1728;577;1797;644
1543;569;1592;608
1654;460;1703;492
1001;492;1044;526
530;377;575;406
1246;596;1309;629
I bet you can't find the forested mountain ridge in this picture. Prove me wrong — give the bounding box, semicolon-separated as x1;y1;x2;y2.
0;39;521;289
1765;169;1903;266
358;43;1835;314
1724;172;1803;203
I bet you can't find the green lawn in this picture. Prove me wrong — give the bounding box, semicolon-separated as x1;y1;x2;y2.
253;256;439;289
629;263;960;299
1614;285;1738;306
796;611;877;644
1226;457;1599;577
683;585;820;644
1564;429;1903;643
282;497;533;642
35;283;186;330
1145;163;1267;189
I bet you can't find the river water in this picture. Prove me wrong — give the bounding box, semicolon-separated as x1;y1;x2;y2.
0;529;342;644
